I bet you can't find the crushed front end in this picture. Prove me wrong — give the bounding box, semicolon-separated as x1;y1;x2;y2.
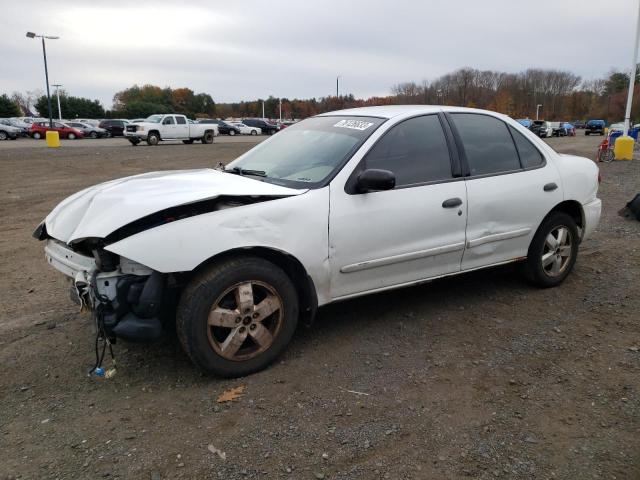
38;225;167;344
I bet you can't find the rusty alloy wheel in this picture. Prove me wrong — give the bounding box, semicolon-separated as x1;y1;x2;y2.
207;281;284;361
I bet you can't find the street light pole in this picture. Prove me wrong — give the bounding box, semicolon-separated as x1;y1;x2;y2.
536;104;543;121
52;84;63;120
623;1;640;136
26;32;59;128
336;75;341;97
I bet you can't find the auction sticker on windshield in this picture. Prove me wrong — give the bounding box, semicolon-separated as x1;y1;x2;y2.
333;119;375;131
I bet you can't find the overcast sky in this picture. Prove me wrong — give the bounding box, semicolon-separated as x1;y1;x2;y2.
1;0;638;108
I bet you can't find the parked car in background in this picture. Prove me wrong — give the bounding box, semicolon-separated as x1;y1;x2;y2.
0;122;20;140
35;105;602;377
242;118;279;135
563;123;576;136
550;122;566;137
531;120;553;138
198;119;241;136
0;119;29;136
124;114;218;145
573;120;586;129
99;119;129;137
30;121;84;140
4;118;31;135
229;121;261;135
66;121;108;139
516;119;533;128
130;118;146;124
75;119;101;127
608;122;625;133
585;119;605;135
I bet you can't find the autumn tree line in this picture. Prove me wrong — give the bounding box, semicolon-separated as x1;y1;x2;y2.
2;67;640;122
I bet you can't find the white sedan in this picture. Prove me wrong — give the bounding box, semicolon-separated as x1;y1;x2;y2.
35;106;601;377
230;121;261;135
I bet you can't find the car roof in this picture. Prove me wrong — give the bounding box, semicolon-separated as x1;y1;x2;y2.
317;105;511;120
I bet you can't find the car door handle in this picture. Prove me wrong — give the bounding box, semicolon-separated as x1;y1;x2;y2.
543;182;558;192
442;197;463;208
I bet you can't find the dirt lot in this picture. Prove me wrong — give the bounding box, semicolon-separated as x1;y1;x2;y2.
1;134;639;480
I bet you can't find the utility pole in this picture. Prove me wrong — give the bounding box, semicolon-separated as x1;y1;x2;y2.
279;98;282;122
26;32;59;128
262;100;265;119
52;84;62;120
336;75;341;97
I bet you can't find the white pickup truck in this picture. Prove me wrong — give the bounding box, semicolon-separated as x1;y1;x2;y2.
124;114;218;146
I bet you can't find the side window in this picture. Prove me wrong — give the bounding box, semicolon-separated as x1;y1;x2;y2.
163;116;175;125
509;126;544;168
451;114;521;176
176;116;186;125
363;115;452;187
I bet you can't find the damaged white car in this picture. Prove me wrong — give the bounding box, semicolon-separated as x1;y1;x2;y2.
35;106;602;377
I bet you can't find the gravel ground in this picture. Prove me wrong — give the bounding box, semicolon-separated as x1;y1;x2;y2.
0;133;638;480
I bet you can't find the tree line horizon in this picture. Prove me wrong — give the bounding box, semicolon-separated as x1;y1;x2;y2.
2;66;639;123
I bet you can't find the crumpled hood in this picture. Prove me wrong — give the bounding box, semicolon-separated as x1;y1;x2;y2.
45;169;306;243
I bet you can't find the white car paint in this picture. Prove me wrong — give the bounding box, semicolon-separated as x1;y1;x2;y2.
229;122;261;135
40;105;601;310
123;114;218;143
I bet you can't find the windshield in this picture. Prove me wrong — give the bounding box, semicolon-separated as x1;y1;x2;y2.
145;114;163;123
225;116;385;188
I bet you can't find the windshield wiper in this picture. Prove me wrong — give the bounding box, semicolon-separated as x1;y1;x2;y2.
225;166;267;177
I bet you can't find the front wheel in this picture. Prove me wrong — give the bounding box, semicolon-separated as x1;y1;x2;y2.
146;132;160;146
522;212;579;288
250;130;257;136
0;131;7;141
229;129;236;136
33;132;42;139
89;131;98;139
177;257;299;377
68;133;76;140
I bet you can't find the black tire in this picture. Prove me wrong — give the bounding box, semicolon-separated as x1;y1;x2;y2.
251;130;257;136
89;131;98;139
105;130;112;138
201;131;214;144
0;131;7;141
229;129;236;136
68;133;76;140
146;132;160;146
33;132;42;140
128;138;140;146
182;139;194;144
585;131;590;136
177;256;299;377
522;211;579;288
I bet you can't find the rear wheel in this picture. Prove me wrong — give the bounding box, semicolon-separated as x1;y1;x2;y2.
146;132;160;146
68;133;76;140
33;132;42;139
89;131;98;139
177;257;299;377
522;212;579;288
251;130;257;136
229;129;236;136
0;131;7;141
201;131;214;144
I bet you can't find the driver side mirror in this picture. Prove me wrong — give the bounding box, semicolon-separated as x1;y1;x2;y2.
356;169;396;193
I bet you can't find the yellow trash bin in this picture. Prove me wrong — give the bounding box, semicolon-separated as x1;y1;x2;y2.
46;130;60;148
614;135;634;161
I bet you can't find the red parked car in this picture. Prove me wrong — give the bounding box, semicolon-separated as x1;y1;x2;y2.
30;121;84;140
